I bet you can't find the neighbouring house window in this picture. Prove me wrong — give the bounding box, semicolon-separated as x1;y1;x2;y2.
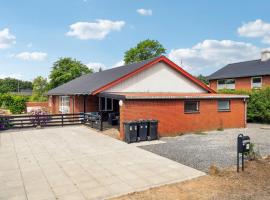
217;79;235;90
99;97;113;111
59;96;70;113
251;77;262;89
184;101;200;113
218;100;230;111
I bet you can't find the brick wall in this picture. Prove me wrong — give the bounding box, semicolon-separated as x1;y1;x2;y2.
210;75;270;91
50;95;98;114
26;102;49;113
119;99;246;140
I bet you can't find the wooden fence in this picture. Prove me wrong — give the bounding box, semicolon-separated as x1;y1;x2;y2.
0;113;85;130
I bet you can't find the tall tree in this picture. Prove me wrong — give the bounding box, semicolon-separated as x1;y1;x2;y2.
124;39;166;64
31;76;48;101
49;57;92;89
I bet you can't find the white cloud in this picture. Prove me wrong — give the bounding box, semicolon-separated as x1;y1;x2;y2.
168;39;260;74
15;52;47;61
137;9;152;16
238;19;270;44
0;73;22;79
66;19;125;40
0;28;16;49
86;62;106;72
112;60;124;68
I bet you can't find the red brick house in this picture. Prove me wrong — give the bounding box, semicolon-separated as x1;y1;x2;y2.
208;50;270;91
47;56;248;140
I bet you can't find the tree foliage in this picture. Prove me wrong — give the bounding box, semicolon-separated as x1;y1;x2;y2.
219;88;270;123
30;76;48;102
0;94;28;114
197;74;209;85
124;39;166;64
0;78;32;93
49;57;92;89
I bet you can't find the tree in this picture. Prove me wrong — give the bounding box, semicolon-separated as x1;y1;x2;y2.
0;78;32;93
49;57;92;89
124;39;166;64
197;74;209;85
30;76;48;102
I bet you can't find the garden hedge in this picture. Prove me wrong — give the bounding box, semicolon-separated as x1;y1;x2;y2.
219;87;270;123
0;94;28;114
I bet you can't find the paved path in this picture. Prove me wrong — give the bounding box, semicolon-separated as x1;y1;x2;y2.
141;124;270;172
0;126;204;200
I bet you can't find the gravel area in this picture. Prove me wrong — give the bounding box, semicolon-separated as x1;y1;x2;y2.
140;123;270;172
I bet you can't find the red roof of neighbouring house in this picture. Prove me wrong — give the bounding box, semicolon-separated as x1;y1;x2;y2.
47;56;215;95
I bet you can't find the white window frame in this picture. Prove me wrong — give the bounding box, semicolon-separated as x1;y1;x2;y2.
251;77;262;89
99;97;113;111
59;96;70;113
218;100;231;112
217;79;235;90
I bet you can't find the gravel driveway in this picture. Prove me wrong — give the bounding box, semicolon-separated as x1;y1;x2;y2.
140;124;270;172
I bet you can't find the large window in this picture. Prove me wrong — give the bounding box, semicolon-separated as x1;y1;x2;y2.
59;96;70;113
184;101;200;113
99;97;113;111
218;100;230;111
251;77;262;89
217;79;235;90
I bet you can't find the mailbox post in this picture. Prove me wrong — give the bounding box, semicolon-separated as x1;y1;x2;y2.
237;134;250;172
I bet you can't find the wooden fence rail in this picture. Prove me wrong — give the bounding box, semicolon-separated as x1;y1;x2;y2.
0;113;85;130
0;112;105;131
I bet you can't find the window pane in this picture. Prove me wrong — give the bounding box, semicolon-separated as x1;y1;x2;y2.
218;100;230;111
218;80;225;85
184;101;199;113
100;97;106;110
107;98;112;110
252;77;262;88
225;79;235;84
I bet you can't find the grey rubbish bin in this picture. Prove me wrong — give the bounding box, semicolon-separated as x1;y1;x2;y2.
147;120;158;140
123;121;138;143
138;120;148;142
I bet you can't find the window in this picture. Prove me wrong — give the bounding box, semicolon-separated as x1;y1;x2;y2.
99;97;113;111
251;77;262;89
217;79;235;90
218;100;230;111
184;101;200;113
59;96;70;113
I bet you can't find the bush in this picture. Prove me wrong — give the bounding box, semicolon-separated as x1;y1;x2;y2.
0;94;28;114
219;87;270;123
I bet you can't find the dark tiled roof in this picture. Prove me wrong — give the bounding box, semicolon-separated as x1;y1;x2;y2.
208;59;270;80
47;57;159;95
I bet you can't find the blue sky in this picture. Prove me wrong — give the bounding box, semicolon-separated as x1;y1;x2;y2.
0;0;270;81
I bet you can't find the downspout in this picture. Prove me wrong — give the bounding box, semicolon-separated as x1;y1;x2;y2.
244;98;247;128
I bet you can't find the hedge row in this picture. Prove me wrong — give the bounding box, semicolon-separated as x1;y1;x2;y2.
0;94;29;114
219;87;270;123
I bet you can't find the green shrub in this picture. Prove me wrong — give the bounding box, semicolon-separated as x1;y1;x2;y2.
0;94;28;114
219;87;270;123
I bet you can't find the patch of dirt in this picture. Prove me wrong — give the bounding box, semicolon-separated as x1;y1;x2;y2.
111;158;270;200
102;128;120;140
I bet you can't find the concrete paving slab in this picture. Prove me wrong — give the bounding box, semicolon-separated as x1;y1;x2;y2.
0;126;205;200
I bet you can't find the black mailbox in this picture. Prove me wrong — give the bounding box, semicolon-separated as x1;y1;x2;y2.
237;134;250;153
237;134;251;172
